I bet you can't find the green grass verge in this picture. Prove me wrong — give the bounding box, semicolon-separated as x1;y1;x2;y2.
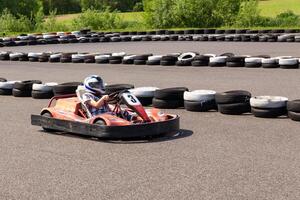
259;0;300;17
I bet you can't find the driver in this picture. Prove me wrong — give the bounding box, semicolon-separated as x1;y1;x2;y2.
81;75;110;116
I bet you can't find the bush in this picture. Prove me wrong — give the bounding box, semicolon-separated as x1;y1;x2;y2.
133;2;144;12
273;11;300;27
39;10;69;32
234;0;264;27
0;9;34;32
144;0;243;28
72;8;126;30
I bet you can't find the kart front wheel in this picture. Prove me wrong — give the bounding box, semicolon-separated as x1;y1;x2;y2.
94;119;107;126
41;112;56;132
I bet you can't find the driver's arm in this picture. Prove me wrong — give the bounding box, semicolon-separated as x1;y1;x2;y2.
88;95;109;108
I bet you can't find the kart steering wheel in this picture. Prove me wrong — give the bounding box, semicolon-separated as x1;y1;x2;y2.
107;89;129;103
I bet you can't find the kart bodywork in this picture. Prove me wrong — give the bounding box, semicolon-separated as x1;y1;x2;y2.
31;91;180;139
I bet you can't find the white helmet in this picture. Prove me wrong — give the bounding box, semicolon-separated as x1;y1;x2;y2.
84;75;105;95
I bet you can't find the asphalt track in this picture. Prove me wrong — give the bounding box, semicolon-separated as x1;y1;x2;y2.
0;42;300;199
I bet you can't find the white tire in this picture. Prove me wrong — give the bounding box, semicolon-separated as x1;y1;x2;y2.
95;55;110;60
250;96;288;109
245;57;262;63
123;55;136;60
50;53;62;59
9;52;23;58
203;54;216;57
210;56;227;63
178;52;197;61
28;52;42;58
184;90;216;102
0;81;20;89
129;87;159;97
261;58;277;64
278;58;298;65
112;52;126;57
148;55;163;61
32;82;58;92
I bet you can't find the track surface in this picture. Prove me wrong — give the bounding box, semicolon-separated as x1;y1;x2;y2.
0;42;300;199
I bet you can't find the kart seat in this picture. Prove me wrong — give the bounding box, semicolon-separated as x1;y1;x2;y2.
76;85;92;118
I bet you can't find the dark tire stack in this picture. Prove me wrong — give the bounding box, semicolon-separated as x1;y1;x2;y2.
287;100;300;121
133;54;152;65
191;55;210;67
13;80;42;97
215;90;251;115
153;87;188;109
160;55;178;66
226;56;246;67
53;82;82;96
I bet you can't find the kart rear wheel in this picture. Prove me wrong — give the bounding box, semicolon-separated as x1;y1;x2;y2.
42;112;56;132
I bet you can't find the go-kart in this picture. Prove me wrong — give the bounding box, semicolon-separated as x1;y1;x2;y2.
31;88;180;139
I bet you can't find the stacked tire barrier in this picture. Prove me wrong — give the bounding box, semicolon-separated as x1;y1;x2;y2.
2;28;300;48
287;100;300;121
250;96;288;118
1;51;300;69
184;90;217;112
152;87;188;109
215;90;251;115
1;77;300;122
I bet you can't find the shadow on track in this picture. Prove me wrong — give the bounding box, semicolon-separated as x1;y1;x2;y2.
39;129;193;144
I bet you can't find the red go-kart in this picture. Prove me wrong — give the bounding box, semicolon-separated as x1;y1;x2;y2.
31;88;180;139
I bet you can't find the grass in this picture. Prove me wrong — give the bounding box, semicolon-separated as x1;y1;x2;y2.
258;0;300;17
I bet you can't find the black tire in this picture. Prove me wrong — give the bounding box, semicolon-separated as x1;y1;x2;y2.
12;88;32;97
226;62;245;67
251;107;287;118
53;82;82;95
146;60;161;65
191;60;209;67
287;100;300;112
0;78;7;82
209;62;226;67
32;90;54;99
105;84;134;94
154;87;188;100
280;64;299;69
225;56;245;62
134;54;152;60
161;56;178;62
184;100;217;112
137;97;153;106
215;90;251;104
288;111;300;121
109;59;122;64
262;63;279;68
84;58;95;63
49;57;60;63
134;60;146;65
176;60;192;66
245;63;261;68
29;57;39;62
14;80;42;91
0;88;12;95
60;57;72;63
95;58;109;64
218;103;251;115
72;58;84;63
160;60;176;66
152;98;183;109
122;59;134;64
